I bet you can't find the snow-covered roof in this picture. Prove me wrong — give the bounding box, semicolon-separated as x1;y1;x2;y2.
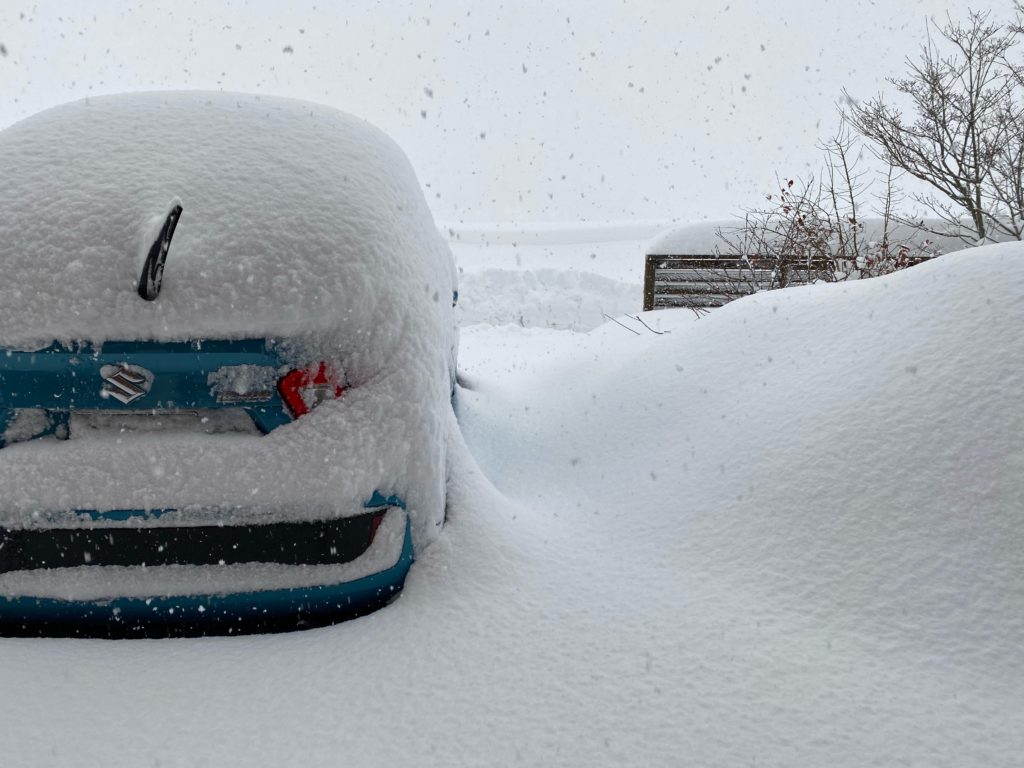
0;91;454;347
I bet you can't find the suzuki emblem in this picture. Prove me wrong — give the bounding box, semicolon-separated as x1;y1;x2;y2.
100;364;154;405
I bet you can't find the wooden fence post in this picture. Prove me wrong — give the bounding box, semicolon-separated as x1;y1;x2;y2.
642;255;657;312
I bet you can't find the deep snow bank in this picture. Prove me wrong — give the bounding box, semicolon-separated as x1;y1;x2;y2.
455;267;639;330
465;243;1024;659
1;242;1020;767
449;234;647;331
456;242;1024;762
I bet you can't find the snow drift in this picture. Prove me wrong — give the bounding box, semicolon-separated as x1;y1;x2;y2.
1;241;1021;766
456;242;1024;765
466;244;1024;664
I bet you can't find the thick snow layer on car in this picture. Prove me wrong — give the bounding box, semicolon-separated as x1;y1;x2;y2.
0;366;450;548
0;93;457;548
0;91;456;348
1;241;1019;766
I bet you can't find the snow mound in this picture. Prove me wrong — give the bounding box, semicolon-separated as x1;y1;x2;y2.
447;225;652;330
470;244;1024;655
456;267;638;330
0;91;456;347
455;243;1024;762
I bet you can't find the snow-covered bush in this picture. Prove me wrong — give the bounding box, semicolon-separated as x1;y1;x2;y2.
716;126;939;286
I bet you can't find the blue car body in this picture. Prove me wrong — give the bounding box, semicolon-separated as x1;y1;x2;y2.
0;339;294;442
0;92;459;638
0;340;416;637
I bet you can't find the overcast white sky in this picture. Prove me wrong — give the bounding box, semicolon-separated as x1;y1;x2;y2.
0;0;988;224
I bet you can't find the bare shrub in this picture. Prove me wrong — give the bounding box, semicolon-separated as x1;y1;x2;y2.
717;124;937;286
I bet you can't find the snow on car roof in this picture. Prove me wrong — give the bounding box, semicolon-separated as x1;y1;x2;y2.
0;91;454;347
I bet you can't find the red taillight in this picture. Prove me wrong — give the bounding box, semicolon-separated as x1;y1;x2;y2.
277;362;345;418
367;510;387;544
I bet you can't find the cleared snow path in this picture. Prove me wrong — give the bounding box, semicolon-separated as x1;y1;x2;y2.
1;244;1022;767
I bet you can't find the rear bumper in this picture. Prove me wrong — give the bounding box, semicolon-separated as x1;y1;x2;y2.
0;510;414;638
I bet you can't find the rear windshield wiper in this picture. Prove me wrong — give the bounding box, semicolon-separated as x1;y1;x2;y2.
138;202;183;301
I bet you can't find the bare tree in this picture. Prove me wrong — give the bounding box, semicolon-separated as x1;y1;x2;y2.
717;123;936;286
846;10;1024;243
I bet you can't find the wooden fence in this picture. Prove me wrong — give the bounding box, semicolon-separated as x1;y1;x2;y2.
642;255;829;311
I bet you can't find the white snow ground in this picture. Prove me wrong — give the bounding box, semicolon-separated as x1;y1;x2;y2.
449;224;651;330
1;236;1022;767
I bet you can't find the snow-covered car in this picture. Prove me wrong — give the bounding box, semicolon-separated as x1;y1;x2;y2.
0;92;459;637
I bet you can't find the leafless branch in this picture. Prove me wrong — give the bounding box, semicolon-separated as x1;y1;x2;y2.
845;10;1024;243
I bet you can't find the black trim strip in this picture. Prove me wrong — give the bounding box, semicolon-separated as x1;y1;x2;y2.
0;510;387;572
